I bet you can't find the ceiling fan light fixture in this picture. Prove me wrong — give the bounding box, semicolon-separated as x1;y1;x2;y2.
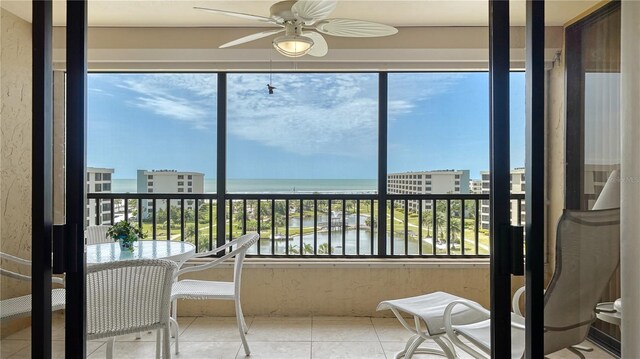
272;34;314;57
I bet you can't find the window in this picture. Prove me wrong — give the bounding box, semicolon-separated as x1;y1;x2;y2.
95;173;102;181
566;3;620;210
148;188;153;193
188;175;192;180
95;183;102;192
227;73;377;193
455;187;460;192
102;203;111;211
178;188;184;193
177;181;184;186
187;181;192;186
88;73;217;195
188;188;192;193
455;174;460;179
148;181;153;186
102;183;111;191
178;175;184;180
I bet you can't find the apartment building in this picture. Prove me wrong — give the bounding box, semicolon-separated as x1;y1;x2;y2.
387;170;470;211
469;179;483;194
86;167;114;226
480;168;526;230
137;169;205;218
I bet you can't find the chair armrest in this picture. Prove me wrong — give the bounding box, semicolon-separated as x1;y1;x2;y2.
511;319;526;330
190;237;244;258
0;252;32;266
511;286;546;317
52;276;65;286
512;286;526;316
175;246;241;278
0;268;31;282
443;300;491;334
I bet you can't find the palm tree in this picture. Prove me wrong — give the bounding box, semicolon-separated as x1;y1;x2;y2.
435;201;448;241
422;209;433;237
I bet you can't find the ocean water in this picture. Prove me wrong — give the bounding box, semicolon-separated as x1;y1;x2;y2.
112;178;377;194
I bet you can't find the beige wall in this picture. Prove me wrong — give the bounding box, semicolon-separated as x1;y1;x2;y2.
176;261;525;317
1;8;33;336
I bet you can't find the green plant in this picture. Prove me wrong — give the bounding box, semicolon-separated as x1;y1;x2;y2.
106;221;145;251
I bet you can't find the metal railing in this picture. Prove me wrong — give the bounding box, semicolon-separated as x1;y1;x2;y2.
87;193;525;258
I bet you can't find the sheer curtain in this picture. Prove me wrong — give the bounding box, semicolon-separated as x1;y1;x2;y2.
582;8;620;209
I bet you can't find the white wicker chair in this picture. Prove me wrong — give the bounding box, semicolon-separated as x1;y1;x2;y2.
0;252;65;321
170;232;260;356
85;225;112;245
87;259;177;359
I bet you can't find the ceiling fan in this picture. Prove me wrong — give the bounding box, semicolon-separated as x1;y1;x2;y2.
195;0;398;58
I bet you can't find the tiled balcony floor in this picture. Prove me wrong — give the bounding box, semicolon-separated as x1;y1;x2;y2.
1;314;615;358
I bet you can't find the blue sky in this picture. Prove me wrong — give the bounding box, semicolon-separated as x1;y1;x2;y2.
88;72;525;180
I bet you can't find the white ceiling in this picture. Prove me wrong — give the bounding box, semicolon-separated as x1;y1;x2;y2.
2;0;599;27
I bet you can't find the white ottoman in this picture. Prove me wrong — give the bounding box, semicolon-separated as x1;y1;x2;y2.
377;291;487;359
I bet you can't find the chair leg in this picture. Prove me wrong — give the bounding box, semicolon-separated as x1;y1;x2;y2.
163;326;172;359
106;337;115;359
170;316;180;354
171;300;178;338
235;299;251;356
567;346;587;359
404;336;425;359
571;345;594;352
155;329;161;359
237;302;249;334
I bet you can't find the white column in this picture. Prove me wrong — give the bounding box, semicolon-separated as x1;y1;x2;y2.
620;1;640;357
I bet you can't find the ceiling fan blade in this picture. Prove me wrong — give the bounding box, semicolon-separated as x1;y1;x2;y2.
316;18;398;37
304;32;328;57
292;0;337;25
219;29;284;48
194;7;276;24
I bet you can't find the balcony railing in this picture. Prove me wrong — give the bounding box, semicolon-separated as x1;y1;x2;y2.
87;193;525;258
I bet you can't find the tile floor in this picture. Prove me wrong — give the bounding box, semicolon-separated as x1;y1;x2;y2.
1;314;616;358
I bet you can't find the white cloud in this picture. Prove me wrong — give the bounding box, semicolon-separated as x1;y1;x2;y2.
227;73;378;157
105;72;465;156
114;74;217;130
226;73;466;157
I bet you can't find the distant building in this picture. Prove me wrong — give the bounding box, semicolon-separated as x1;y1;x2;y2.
469;179;483;194
387;170;470;211
137;169;205;218
86;167;114;226
480;168;526;230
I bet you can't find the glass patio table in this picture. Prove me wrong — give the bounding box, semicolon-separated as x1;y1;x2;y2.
86;240;195;267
